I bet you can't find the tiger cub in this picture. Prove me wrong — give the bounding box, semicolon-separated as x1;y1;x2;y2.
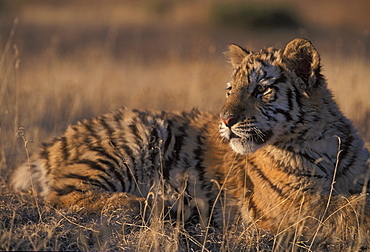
12;38;370;246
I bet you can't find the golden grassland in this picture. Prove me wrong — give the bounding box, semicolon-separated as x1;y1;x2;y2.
1;0;370;251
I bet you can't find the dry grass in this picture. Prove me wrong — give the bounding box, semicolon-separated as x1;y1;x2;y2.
1;1;370;251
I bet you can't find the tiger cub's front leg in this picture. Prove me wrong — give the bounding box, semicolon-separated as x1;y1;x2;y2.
49;190;145;216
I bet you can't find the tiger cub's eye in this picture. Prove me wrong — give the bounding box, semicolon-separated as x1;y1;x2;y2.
226;82;232;97
256;85;266;93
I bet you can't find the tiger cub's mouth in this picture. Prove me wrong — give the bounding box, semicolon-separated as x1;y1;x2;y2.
230;129;273;145
220;121;274;154
228;129;274;154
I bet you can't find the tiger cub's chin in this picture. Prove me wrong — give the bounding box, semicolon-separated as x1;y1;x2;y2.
229;137;265;155
223;129;274;155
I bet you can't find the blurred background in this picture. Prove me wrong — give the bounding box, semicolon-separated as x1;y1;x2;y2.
0;0;369;178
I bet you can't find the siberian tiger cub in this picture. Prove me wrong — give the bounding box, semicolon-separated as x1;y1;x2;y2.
12;38;370;247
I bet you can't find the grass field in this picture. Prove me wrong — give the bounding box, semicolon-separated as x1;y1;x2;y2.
1;0;369;251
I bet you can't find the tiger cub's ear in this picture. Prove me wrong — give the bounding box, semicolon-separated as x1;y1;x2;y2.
226;44;250;68
282;38;321;89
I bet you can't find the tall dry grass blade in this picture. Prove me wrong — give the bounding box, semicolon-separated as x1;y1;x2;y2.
0;17;18;66
308;136;342;249
16;127;42;222
0;19;18;109
13;44;21;135
53;208;98;233
3;211;16;251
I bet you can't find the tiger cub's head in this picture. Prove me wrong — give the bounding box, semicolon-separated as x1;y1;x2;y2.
219;38;322;155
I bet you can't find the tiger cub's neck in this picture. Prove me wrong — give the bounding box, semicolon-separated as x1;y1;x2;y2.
251;88;369;196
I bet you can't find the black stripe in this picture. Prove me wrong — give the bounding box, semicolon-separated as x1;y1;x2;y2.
131;115;153;183
249;160;285;197
260;109;277;122
63;173;113;191
74;159;110;177
163;125;187;179
97;174;118;191
287;109;304;136
98;158;125;191
148;127;160;169
163;122;173;151
273;108;293;121
113;142;135;192
39;145;51;173
292;85;304;108
85;144;125;187
55;185;83;196
295;128;309;140
192;132;210;196
286;87;294;111
110;110;136;192
135;109;152;124
193;134;205;174
272;85;280;94
60;136;70;161
248;198;267;221
69;125;81;159
268;88;278;103
244;170;254;197
40;145;50;160
263;149;325;179
128;121;143;147
81;121;100;145
336;134;355;177
258;58;268;68
99;116;115;137
82;121;98;137
282;145;330;177
164;134;185;178
90;146;120;167
273;73;287;86
113;110;124;125
341;153;357;177
161;123;174;180
112;114;136;159
245;67;251;84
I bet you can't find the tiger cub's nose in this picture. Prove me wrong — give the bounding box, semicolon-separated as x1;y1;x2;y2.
221;117;238;128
